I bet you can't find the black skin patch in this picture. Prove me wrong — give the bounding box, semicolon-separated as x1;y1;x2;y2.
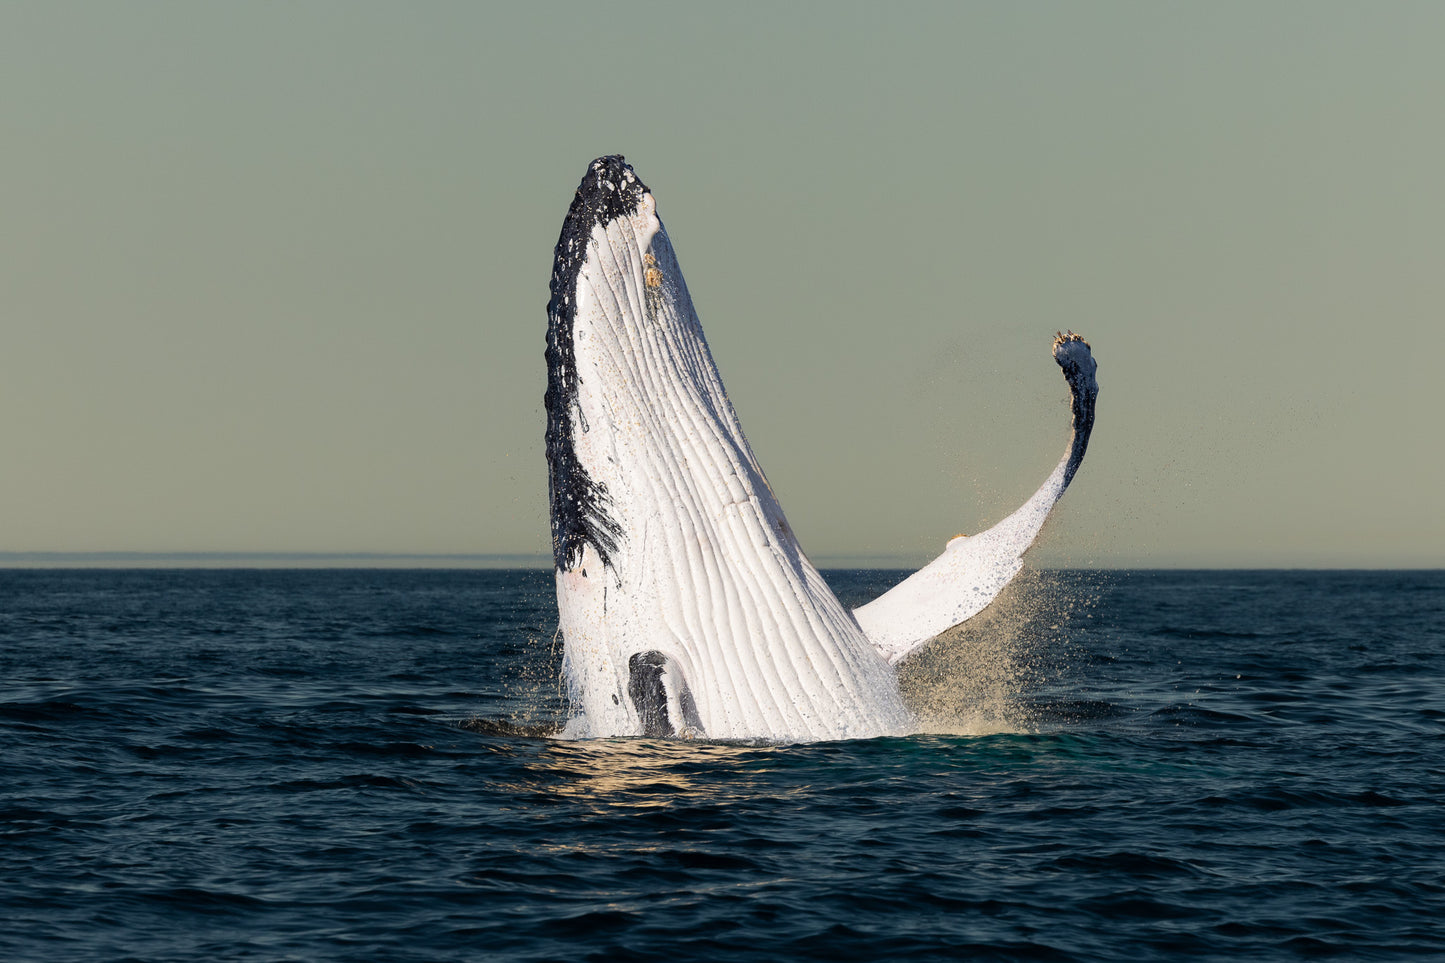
544;156;650;571
627;651;675;738
627;651;705;739
1052;332;1099;488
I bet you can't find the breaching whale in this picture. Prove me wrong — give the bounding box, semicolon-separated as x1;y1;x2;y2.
545;155;1097;742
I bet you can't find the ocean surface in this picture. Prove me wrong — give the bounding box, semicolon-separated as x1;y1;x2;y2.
2;568;1442;961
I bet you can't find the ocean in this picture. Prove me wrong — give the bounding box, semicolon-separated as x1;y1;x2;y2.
2;568;1441;961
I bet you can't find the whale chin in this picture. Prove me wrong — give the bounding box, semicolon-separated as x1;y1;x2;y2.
544;155;1099;743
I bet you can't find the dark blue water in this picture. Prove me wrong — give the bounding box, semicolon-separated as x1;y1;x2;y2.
2;569;1442;961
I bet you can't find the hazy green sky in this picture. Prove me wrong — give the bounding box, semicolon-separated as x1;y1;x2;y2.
3;2;1441;567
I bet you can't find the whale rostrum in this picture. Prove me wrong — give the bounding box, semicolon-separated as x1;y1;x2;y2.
544;155;1099;742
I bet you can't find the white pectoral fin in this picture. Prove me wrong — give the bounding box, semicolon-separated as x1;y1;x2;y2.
852;456;1067;664
853;332;1098;665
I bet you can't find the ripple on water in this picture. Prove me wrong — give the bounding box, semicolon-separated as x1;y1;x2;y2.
1;569;1443;961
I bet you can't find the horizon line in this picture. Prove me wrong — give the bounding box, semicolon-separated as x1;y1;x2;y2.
0;551;1440;572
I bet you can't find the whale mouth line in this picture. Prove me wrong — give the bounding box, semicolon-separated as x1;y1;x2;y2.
544;155;1099;743
544;156;648;572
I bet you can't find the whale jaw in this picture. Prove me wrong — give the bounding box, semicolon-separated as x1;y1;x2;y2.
545;156;911;743
544;155;644;573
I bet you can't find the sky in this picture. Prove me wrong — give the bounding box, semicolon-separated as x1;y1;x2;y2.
2;1;1442;568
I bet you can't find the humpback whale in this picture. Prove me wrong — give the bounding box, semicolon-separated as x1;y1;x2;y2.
545;155;1097;742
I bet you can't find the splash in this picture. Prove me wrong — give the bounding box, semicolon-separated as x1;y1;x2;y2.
479;581;570;737
898;570;1100;735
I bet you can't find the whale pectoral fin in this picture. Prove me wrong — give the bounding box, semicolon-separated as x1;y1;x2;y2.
851;522;1029;665
627;651;705;739
853;332;1099;665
